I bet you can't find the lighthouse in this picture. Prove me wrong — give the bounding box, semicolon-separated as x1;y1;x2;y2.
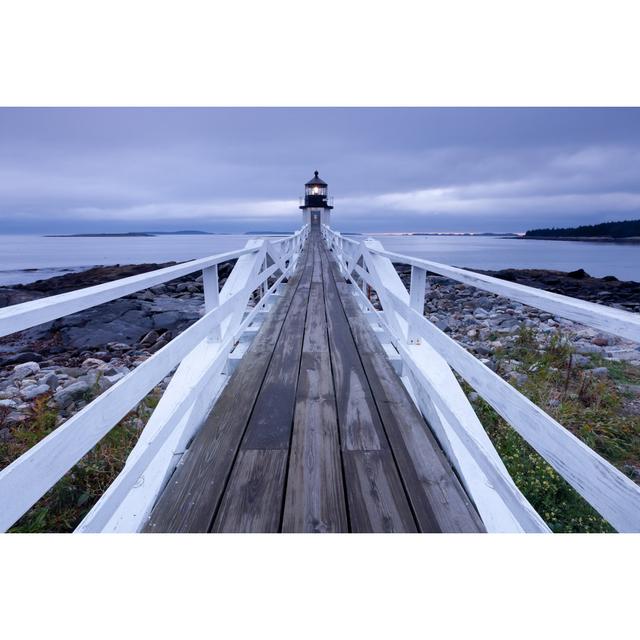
300;170;333;228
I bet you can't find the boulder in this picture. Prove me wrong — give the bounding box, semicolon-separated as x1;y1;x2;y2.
54;380;90;408
12;361;41;380
21;384;50;401
41;372;59;390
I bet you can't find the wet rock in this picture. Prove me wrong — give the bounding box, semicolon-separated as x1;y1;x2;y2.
2;351;44;366
567;268;590;279
152;310;196;331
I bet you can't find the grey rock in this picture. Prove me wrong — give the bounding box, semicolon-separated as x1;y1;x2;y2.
0;427;10;442
42;372;59;390
590;367;609;378
140;330;160;346
12;361;40;380
574;343;603;355
54;380;90;408
570;354;590;367
82;357;106;368
0;398;18;409
0;386;20;399
5;411;28;424
21;384;50;400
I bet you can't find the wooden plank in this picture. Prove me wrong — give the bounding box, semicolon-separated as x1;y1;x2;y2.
282;248;348;531
359;351;484;533
320;250;387;451
144;251;310;532
211;243;316;531
319;244;419;532
342;451;417;533
330;279;484;532
241;244;314;450
211;450;289;533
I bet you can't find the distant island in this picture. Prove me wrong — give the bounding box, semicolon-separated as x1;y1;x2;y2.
524;218;640;242
44;230;216;238
410;232;519;237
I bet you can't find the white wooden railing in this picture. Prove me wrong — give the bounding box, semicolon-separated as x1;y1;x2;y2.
0;227;309;532
322;225;640;533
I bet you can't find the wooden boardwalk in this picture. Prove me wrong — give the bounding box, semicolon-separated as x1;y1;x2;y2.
145;229;484;533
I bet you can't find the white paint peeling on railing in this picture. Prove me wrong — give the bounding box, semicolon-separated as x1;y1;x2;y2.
0;227;308;532
322;225;640;533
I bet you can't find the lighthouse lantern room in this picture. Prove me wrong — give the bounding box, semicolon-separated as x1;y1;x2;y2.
300;170;333;228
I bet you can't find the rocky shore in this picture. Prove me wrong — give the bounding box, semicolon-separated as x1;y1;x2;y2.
1;261;639;442
0;260;237;435
394;264;640;368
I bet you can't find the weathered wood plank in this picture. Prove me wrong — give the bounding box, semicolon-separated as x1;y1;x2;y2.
320;251;387;451
212;449;289;533
143;245;310;532
359;351;484;533
282;249;348;532
241;245;314;450
331;281;484;532
210;243;316;531
342;451;417;533
320;244;420;531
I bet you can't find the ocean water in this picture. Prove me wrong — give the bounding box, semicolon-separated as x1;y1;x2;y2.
0;233;639;286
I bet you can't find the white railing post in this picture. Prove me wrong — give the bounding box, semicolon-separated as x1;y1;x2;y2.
408;266;427;345
202;265;220;340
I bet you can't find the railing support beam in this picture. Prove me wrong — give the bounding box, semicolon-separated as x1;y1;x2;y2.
408;266;427;345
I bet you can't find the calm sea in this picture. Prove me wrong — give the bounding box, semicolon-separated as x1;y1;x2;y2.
1;233;639;286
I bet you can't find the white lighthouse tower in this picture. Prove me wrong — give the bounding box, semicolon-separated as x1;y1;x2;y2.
300;170;333;228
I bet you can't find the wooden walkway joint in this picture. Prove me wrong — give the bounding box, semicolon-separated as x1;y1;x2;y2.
145;229;484;533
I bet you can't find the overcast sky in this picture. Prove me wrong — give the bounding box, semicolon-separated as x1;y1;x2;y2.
1;107;639;234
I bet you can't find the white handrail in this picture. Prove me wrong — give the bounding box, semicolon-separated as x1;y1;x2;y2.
322;224;640;532
0;226;308;339
368;247;640;343
0;227;309;531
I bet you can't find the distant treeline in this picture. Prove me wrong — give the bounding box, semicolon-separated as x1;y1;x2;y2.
525;219;640;238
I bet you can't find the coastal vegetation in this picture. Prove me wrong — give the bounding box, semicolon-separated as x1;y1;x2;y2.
525;218;640;239
470;327;640;532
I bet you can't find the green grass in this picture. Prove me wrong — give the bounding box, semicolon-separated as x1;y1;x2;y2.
0;389;162;533
467;326;640;533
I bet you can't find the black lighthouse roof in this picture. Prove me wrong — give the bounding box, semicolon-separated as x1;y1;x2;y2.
305;170;327;187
